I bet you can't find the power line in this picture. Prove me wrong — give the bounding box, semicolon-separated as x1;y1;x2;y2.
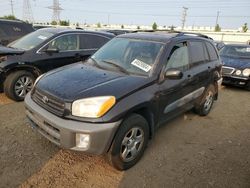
10;0;14;15
23;0;34;23
47;0;63;23
181;7;188;30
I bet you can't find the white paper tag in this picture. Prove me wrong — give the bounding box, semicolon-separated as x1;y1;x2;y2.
131;59;152;72
246;48;250;52
38;35;48;40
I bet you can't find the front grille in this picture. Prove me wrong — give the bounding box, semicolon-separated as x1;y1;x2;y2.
32;89;65;116
222;66;235;75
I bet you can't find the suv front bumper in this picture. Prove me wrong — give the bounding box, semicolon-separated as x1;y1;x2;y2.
25;92;121;155
222;75;249;87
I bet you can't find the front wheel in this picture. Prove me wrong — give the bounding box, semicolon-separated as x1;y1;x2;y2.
4;71;35;101
107;114;149;170
194;84;215;116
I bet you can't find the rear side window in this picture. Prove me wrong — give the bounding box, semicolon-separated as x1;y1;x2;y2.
189;41;208;66
206;42;219;61
80;34;109;49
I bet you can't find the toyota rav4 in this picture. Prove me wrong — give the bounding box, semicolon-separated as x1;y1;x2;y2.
25;32;222;170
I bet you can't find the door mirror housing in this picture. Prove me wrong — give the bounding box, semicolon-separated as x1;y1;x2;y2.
44;48;59;54
165;69;183;79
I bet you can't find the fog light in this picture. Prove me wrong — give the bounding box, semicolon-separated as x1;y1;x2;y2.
76;133;90;149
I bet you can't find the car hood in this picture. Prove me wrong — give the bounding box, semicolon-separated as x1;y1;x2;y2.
36;63;153;102
221;55;250;69
0;45;25;56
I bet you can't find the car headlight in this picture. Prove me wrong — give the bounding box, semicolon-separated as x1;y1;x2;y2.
235;70;242;76
72;96;116;118
34;74;44;86
242;68;250;77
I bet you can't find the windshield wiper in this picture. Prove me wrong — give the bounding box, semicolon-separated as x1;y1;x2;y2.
102;59;129;74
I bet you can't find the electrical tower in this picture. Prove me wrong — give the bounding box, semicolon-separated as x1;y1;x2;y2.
10;0;14;15
47;0;63;24
181;7;188;30
23;0;34;23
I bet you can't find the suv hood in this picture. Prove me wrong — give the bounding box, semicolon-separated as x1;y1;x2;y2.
0;45;24;56
36;63;153;102
221;55;250;69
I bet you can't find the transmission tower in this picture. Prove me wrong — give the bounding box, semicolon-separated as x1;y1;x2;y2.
47;0;63;24
181;7;188;30
23;0;34;23
10;0;14;15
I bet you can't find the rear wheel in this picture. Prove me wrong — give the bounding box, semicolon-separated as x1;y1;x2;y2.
107;114;149;170
4;71;35;101
194;84;215;116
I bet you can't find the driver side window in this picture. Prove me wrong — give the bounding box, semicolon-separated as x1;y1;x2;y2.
166;42;189;71
46;34;79;51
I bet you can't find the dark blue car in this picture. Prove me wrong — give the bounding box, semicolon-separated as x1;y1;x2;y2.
220;44;250;90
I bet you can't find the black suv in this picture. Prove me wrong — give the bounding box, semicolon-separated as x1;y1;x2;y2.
0;28;114;100
25;32;222;170
0;19;34;46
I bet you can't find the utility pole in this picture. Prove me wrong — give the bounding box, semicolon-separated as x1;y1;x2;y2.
181;7;188;31
215;11;220;26
23;0;34;23
47;0;63;24
10;0;14;15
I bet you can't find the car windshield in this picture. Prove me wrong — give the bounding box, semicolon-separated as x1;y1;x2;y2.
91;37;164;76
9;30;54;50
220;45;250;59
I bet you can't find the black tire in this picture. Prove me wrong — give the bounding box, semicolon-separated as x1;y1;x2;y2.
246;82;250;91
4;70;35;101
107;114;149;170
194;84;215;116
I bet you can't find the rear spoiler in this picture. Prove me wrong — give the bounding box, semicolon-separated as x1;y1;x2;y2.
0;45;24;56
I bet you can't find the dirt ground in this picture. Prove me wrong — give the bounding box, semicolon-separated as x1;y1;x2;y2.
0;86;250;188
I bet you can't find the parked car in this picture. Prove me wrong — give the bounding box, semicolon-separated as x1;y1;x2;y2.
214;41;225;51
0;28;114;100
0;19;34;46
25;32;222;170
220;44;250;90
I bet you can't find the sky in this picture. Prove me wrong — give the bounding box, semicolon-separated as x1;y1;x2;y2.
0;0;249;29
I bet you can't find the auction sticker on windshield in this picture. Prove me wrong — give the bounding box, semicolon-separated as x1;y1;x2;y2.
38;35;48;40
131;59;152;72
246;48;250;52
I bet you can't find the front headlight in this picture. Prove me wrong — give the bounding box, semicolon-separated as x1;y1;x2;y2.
242;68;250;77
72;96;116;118
235;70;242;76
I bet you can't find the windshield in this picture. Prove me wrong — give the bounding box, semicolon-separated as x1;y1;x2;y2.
220;45;250;58
91;38;164;76
9;30;54;50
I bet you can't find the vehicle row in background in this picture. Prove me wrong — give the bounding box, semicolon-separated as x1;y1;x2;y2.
0;19;34;46
0;28;114;101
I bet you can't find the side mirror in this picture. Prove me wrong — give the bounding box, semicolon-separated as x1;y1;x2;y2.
165;69;183;79
44;48;59;54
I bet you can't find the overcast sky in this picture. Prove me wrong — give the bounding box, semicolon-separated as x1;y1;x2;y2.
0;0;249;29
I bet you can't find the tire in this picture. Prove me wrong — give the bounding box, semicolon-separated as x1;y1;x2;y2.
107;114;149;170
246;81;250;91
4;71;35;101
194;84;215;116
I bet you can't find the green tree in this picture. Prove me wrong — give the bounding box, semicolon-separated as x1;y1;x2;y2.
137;26;140;30
51;20;57;25
0;15;17;20
76;22;79;27
214;24;221;32
121;24;124;29
60;20;70;26
97;22;101;28
152;22;158;30
242;23;248;32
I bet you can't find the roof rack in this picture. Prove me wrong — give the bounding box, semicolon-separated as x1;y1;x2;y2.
133;29;213;40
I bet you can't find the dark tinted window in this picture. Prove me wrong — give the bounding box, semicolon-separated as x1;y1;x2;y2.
166;42;189;71
189;41;207;66
206;42;218;61
80;34;109;49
